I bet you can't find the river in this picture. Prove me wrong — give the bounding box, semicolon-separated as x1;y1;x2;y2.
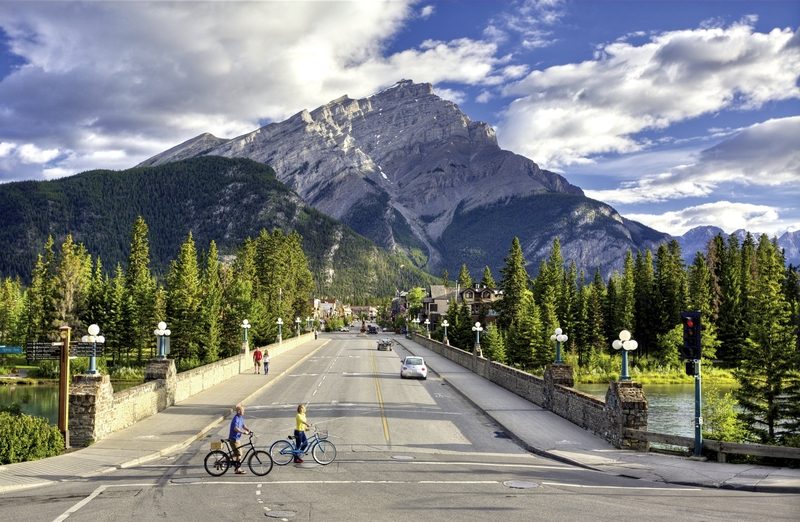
0;381;142;425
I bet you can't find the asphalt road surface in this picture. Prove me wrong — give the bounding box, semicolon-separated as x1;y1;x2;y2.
2;334;798;521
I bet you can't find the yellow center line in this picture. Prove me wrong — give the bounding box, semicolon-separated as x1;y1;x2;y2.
371;351;391;445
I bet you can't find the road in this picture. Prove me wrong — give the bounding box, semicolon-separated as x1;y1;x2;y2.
1;333;797;521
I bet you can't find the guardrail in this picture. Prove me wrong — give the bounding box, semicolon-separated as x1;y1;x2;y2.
623;429;800;462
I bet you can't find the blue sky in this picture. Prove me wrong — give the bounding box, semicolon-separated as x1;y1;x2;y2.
0;0;798;237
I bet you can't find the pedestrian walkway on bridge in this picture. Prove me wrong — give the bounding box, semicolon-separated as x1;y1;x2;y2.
1;334;798;494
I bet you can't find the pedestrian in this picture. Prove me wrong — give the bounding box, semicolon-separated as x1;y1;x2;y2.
314;329;318;340
228;404;251;474
263;348;270;375
253;346;263;374
294;403;312;463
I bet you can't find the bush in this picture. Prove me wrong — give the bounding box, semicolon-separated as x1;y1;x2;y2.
110;366;144;381
0;411;65;464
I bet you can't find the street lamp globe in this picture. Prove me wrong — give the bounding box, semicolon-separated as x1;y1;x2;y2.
154;321;170;360
550;327;568;364
613;330;638;381
472;322;483;355
423;318;431;338
441;319;450;345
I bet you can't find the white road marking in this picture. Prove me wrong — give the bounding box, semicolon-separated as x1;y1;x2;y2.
541;481;702;491
54;483;156;521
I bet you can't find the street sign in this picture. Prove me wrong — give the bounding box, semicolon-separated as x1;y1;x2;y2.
0;345;23;354
26;341;105;360
26;341;63;361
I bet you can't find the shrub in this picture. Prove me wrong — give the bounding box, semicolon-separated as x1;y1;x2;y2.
0;411;65;464
110;366;144;380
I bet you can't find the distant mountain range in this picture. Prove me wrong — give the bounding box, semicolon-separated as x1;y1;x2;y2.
675;225;800;266
140;80;669;279
0;156;433;298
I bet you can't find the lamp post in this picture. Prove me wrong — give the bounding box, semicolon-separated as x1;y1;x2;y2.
441;319;449;345
81;324;105;375
424;318;431;338
306;316;311;332
240;319;251;350
550;328;568;364
472;321;483;356
411;317;420;334
276;317;283;343
612;329;638;381
295;317;301;337
153;321;171;360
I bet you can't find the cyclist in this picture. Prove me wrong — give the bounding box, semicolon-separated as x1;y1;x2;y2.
229;404;251;473
294;404;312;463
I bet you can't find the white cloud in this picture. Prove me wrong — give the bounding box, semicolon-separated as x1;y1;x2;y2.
625;201;791;237
585;116;800;204
498;21;800;169
433;87;467;105
0;1;510;181
420;5;435;19
18;143;60;164
484;0;565;48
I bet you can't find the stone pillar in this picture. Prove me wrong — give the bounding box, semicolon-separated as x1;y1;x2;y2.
69;374;114;447
145;358;177;409
605;381;648;450
543;364;574;410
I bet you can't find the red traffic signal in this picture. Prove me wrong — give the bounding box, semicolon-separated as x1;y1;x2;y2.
680;311;702;360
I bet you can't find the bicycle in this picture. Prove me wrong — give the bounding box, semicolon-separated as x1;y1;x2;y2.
269;426;337;465
204;432;274;476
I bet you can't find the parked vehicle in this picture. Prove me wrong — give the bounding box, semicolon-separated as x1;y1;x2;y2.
367;325;379;334
400;356;427;380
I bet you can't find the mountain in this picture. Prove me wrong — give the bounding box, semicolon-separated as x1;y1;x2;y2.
0;156;433;298
141;80;669;278
676;226;800;266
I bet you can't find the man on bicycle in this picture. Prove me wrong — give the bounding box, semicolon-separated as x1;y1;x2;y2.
229;404;251;474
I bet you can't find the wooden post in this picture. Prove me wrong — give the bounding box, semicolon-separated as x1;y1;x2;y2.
58;325;71;448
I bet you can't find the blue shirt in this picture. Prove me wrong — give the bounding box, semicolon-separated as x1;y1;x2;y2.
229;413;244;441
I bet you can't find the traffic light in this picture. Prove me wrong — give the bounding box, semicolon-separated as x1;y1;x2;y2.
680;311;702;360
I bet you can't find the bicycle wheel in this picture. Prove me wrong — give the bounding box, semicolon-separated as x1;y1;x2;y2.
248;450;274;476
269;439;295;466
312;440;337;465
204;450;230;476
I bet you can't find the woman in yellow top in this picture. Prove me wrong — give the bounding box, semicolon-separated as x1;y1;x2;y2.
294;404;311;463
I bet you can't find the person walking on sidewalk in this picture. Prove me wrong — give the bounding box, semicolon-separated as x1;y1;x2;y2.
263;348;270;375
252;347;263;374
294;404;312;463
229;404;251;474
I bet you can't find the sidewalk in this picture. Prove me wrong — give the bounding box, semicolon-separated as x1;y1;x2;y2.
398;336;800;494
0;338;327;494
2;335;798;495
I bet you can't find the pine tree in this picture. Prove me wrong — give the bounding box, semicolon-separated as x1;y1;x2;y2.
506;289;544;369
457;264;472;290
125;217;157;362
200;241;222;363
687;251;719;360
480;266;496;288
26;237;57;341
734;235;798;443
634;250;657;358
497;237;530;331
717;235;745;364
166;232;202;366
52;235;92;329
482;322;506;363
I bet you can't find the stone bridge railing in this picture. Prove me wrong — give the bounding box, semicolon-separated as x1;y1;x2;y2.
68;333;313;447
410;333;648;450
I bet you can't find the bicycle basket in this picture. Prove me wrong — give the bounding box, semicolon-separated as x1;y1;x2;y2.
317;429;329;440
210;441;223;450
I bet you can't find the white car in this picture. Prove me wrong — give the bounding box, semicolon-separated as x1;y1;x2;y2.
400;356;427;380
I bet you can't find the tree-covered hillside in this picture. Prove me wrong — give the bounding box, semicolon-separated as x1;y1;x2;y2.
0;156;432;298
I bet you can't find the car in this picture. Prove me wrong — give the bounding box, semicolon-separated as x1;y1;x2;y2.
400;356;427;380
377;338;393;351
339;326;349;332
367;325;379;334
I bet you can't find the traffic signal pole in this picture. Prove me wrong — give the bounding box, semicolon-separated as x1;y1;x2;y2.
694;358;702;458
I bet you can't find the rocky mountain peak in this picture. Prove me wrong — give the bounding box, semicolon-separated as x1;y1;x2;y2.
139;80;667;277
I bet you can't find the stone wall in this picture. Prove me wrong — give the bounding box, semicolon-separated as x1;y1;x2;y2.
410;333;647;449
68;333;313;447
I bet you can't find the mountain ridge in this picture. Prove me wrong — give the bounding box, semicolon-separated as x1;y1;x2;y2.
140;80;668;278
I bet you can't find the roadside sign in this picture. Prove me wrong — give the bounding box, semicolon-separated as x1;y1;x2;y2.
0;345;23;354
26;341;105;360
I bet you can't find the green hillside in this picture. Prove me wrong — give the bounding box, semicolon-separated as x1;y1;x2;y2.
0;156;432;298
